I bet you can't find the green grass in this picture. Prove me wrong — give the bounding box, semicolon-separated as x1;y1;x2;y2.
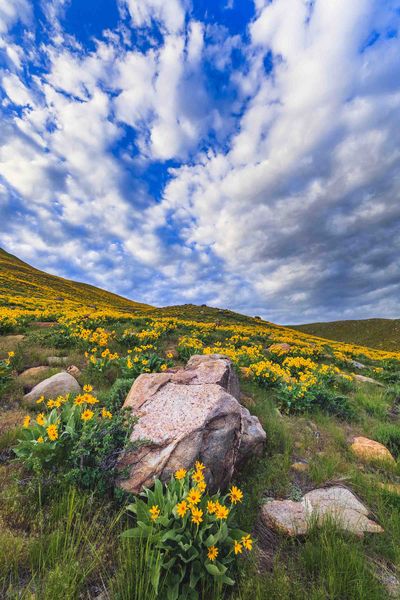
290;318;400;351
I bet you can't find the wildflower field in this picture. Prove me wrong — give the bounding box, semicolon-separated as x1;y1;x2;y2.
0;248;400;598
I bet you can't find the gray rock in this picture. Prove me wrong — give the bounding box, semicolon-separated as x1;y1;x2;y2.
260;486;383;538
23;372;81;404
350;360;366;370
118;355;265;494
353;374;384;387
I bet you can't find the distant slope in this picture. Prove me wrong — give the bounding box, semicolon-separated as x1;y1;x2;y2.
290;318;400;351
0;248;152;313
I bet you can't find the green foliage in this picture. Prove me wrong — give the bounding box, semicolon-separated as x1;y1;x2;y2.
0;351;14;392
373;423;400;458
122;465;252;600
14;387;136;492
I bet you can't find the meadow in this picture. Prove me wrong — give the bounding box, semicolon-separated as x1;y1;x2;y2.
0;249;399;599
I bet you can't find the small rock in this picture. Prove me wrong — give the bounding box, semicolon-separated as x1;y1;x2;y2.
351;436;395;463
260;500;308;536
23;372;81;405
291;461;309;473
66;365;81;379
350;360;366;370
268;342;291;352
353;374;384;387
260;486;383;538
302;486;384;536
47;356;69;366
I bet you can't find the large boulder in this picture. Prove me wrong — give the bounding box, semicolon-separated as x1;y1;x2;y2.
260;486;383;538
118;355;266;494
23;372;81;405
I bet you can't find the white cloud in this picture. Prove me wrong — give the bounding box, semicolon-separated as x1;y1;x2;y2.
122;0;185;34
0;0;31;34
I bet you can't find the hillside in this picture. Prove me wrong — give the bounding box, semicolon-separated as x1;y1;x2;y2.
1;249;400;599
290;318;400;352
0;248;151;314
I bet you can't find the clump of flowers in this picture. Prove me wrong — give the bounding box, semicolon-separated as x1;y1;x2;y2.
123;463;252;599
14;386;135;492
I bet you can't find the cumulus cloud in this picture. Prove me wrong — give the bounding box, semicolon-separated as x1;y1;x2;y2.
0;0;400;321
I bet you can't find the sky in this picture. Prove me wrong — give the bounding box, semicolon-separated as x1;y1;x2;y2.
0;0;400;324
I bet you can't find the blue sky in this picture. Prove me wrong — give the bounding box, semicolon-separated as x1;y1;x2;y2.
0;0;400;323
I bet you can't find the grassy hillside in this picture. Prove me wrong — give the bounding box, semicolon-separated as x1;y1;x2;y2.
0;247;151;313
0;250;400;599
290;318;400;351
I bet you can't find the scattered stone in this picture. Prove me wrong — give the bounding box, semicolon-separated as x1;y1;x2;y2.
291;461;309;473
353;374;384;387
47;356;69;366
260;486;383;538
269;342;291;352
302;486;384;536
34;321;56;328
351;436;395;463
118;355;266;494
350;360;366;370
66;365;81;379
23;372;81;405
260;500;308;536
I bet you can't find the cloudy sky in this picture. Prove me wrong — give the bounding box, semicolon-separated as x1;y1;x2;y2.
0;0;399;323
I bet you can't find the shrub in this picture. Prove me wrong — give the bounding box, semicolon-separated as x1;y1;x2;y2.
122;463;253;600
14;385;136;492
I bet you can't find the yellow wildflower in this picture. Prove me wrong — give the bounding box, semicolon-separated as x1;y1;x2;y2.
207;545;218;561
149;505;160;522
37;436;44;443
160;364;167;371
187;488;202;505
234;541;243;555
229;485;243;504
8;351;15;357
23;415;31;428
83;384;93;392
191;507;203;525
47;424;58;441
241;534;253;551
81;409;94;421
192;470;204;484
176;500;188;518
195;461;205;472
175;468;187;480
36;395;45;404
101;407;112;419
197;480;206;493
215;502;229;520
166;352;174;359
36;413;45;426
207;500;216;514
